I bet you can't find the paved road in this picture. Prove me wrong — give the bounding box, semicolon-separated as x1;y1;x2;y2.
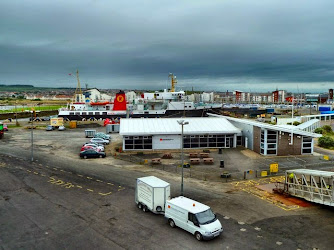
1;128;334;249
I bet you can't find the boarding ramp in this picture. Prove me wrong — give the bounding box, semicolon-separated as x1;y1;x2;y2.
284;169;334;207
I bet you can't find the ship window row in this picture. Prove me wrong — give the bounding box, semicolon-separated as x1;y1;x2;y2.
69;112;108;115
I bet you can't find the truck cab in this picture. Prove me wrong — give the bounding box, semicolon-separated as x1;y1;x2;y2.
165;196;223;241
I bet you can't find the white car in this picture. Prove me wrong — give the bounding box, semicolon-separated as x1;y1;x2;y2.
90;137;110;145
83;143;105;151
58;125;66;131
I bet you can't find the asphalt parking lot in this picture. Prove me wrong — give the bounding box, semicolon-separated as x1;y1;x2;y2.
1;125;334;249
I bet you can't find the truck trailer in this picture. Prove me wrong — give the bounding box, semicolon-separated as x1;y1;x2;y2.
135;176;170;213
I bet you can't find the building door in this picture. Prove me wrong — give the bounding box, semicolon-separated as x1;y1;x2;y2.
226;138;230;148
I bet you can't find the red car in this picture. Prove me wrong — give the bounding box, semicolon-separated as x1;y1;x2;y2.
80;146;101;152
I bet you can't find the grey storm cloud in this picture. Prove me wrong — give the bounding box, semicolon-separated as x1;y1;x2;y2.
1;0;334;92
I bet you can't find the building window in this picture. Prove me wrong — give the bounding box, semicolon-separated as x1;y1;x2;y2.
124;136;152;150
182;134;234;149
260;129;277;155
302;136;313;154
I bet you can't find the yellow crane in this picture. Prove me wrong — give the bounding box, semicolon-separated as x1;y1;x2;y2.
168;73;177;92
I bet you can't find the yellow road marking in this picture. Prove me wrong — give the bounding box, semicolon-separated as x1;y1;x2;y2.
86;177;92;180
107;183;114;185
87;189;94;192
96;180;103;183
98;192;112;196
76;185;82;188
33;172;39;175
53;168;58;170
77;174;83;177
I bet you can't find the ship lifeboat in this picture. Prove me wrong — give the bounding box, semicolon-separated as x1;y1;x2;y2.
90;101;111;106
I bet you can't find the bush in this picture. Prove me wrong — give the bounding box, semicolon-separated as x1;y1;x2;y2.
314;127;323;134
293;121;301;126
322;125;333;134
318;136;334;148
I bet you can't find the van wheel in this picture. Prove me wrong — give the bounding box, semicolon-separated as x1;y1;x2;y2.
138;203;142;209
156;206;162;212
168;219;175;228
142;205;148;212
195;232;202;241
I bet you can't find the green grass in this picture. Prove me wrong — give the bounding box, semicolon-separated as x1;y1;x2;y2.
0;105;63;114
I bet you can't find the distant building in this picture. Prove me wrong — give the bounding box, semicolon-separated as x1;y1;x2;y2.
233;91;250;102
272;90;286;103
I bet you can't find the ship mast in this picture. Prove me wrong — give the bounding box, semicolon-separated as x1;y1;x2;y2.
74;69;83;103
168;73;177;92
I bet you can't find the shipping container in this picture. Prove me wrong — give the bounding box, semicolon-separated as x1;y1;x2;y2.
319;106;331;111
85;130;96;138
106;124;120;133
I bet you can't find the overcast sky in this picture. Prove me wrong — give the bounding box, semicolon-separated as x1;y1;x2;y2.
1;0;334;92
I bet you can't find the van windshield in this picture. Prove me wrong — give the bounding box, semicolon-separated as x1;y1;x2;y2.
195;209;216;225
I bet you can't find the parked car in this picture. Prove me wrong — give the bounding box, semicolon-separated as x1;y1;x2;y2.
81;146;102;152
58;125;66;131
95;132;111;140
82;143;104;151
46;125;55;131
90;137;110;145
41;116;50;121
80;150;106;159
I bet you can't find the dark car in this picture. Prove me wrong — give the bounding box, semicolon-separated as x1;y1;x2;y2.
46;125;54;131
80;150;106;159
41;116;50;121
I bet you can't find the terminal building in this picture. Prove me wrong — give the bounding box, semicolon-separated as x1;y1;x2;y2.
119;116;322;156
119;117;242;151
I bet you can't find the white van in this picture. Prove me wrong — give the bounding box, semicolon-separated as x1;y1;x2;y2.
165;196;223;241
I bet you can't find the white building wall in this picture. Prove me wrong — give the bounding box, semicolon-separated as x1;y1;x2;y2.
126;91;137;103
201;92;214;102
152;135;181;150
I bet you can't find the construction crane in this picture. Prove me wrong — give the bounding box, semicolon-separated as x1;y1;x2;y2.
168;73;177;92
74;69;83;103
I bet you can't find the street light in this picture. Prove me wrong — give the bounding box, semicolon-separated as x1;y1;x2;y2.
30;111;34;162
15;101;18;126
177;119;189;196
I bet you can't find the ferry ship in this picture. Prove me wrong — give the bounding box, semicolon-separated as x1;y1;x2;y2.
58;90;223;121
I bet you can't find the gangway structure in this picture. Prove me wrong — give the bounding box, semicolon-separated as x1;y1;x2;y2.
284;169;334;206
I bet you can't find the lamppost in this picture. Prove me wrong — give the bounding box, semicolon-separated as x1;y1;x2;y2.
177;119;189;196
31;111;34;162
15;101;18;126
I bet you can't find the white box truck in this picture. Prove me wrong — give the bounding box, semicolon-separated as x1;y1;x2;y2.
165;196;223;241
135;176;170;213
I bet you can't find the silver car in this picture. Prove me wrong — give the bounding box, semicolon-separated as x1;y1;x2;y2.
90;137;110;145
